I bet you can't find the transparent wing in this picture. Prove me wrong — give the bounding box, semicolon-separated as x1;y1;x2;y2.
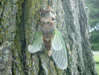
51;29;63;51
28;30;43;53
51;29;68;69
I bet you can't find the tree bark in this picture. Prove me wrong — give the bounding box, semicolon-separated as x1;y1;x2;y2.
0;0;98;75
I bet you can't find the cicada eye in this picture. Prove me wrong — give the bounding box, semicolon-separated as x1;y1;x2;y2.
52;17;55;20
47;22;50;24
47;22;53;26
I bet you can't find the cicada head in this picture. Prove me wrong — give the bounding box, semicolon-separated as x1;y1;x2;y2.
39;6;56;37
40;6;56;20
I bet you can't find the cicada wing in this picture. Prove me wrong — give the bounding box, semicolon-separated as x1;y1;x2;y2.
51;29;63;51
51;29;68;69
28;30;43;53
52;48;68;69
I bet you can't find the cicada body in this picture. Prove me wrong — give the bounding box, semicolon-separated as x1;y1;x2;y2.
28;6;68;69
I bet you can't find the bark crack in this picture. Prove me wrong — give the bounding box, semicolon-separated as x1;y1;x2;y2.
38;54;44;75
21;0;27;74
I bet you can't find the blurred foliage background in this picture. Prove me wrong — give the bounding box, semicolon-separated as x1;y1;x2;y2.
85;0;99;51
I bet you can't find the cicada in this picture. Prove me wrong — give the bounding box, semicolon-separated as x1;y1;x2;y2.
28;6;68;69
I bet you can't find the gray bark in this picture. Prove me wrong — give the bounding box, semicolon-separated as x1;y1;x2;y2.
0;0;98;75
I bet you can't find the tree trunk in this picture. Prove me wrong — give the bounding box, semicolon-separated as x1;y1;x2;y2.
0;0;98;75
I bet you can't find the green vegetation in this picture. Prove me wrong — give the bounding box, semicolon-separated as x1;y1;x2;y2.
96;64;99;75
94;55;99;62
85;0;99;51
94;54;99;75
91;30;99;51
85;0;99;28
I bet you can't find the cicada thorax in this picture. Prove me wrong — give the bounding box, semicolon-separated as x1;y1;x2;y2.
40;22;55;48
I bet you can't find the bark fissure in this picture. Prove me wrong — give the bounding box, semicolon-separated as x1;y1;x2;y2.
0;1;5;45
21;0;27;74
38;54;44;75
12;0;27;74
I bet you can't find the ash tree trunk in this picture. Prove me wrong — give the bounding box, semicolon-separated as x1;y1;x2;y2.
0;0;98;75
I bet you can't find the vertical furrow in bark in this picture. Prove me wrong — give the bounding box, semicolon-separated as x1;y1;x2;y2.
12;0;27;74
